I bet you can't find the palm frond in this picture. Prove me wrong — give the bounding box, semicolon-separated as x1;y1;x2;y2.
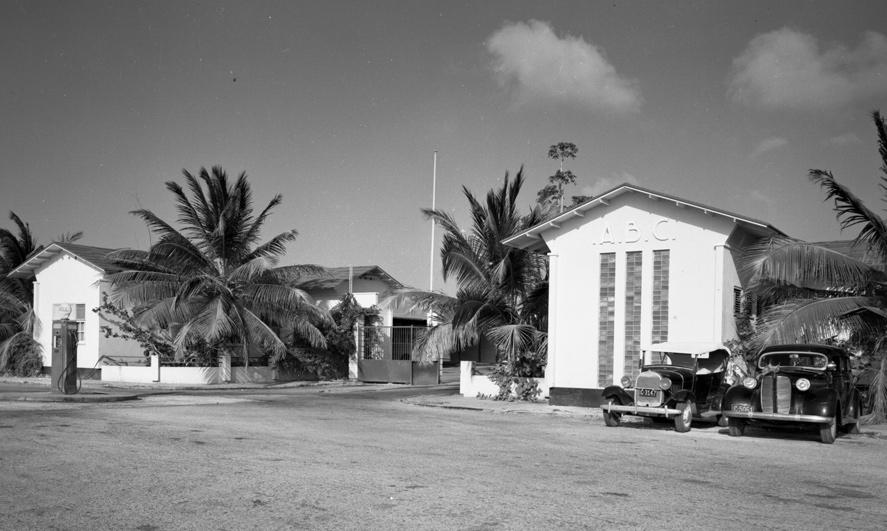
54;231;83;243
485;323;538;362
809;170;887;263
752;296;882;351
244;230;297;262
740;236;876;294
379;288;456;317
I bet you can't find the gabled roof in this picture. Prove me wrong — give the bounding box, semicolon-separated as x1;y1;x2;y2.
503;183;786;252
8;242;123;279
296;265;404;290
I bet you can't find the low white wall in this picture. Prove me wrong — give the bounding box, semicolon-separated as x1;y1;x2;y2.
459;361;549;399
101;364;276;384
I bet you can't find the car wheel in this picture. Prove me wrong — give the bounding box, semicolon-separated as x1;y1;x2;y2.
727;418;746;437
674;401;692;433
603;401;621;427
819;416;837;444
843;398;861;435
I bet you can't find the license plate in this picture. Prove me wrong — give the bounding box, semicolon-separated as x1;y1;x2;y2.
638;388;657;397
732;404;751;413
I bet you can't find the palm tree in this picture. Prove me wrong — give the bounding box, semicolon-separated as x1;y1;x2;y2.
0;212;83;372
108;166;330;367
739;111;887;422
389;168;548;367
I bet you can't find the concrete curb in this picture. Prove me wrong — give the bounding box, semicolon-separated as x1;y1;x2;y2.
401;396;600;417
2;392;140;403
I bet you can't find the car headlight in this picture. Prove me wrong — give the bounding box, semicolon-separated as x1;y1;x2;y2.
795;378;811;391
658;378;672;391
621;375;633;388
742;377;757;390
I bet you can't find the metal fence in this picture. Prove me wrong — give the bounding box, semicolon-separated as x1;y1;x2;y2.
359;325;427;361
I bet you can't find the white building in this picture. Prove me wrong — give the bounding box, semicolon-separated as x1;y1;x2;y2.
503;184;785;407
8;242;143;377
303;265;428;327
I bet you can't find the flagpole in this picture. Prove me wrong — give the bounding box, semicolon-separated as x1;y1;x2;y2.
429;151;441;383
429;151;437;291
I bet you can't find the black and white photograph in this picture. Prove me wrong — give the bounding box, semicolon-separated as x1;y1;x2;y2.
2;1;887;529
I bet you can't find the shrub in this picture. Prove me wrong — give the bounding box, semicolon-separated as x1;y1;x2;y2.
0;336;43;377
279;293;380;380
486;350;546;401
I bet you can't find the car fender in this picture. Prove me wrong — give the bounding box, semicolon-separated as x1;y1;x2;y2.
670;389;695;403
722;385;753;410
601;386;633;406
805;388;837;418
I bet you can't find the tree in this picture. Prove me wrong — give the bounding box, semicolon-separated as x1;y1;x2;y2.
107;166;331;367
739;111;887;422
284;292;380;380
388;168;549;396
537;142;579;214
0;212;82;374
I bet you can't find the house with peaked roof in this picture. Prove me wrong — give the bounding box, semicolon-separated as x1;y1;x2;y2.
299;265;428;327
8;242;143;378
502;184;786;407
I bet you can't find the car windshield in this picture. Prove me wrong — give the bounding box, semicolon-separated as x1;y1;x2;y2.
647;352;695;369
759;352;828;370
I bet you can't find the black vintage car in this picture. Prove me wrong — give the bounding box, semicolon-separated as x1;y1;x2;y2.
722;344;862;444
600;342;732;433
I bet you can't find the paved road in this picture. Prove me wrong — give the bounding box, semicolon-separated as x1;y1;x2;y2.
1;386;885;530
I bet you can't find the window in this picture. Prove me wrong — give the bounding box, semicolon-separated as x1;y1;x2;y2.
624;252;643;380
598;253;616;387
733;287;742;315
75;304;85;342
652;250;670;344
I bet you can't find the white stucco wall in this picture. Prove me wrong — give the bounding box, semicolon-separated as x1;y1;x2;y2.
544;193;744;391
100;364;275;384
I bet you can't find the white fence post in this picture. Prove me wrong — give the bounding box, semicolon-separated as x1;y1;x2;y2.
349;323;359;380
150;353;160;383
220;352;232;383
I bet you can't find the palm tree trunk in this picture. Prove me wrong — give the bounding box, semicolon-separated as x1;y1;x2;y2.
865;352;887;424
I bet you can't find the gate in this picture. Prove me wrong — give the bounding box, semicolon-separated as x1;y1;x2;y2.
355;325;439;384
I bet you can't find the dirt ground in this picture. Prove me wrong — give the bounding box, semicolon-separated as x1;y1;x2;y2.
2;386;886;530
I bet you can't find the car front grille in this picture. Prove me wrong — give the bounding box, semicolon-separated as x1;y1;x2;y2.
760;374;792;413
634;372;663;407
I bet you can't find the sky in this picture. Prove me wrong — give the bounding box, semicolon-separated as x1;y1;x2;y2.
2;0;887;292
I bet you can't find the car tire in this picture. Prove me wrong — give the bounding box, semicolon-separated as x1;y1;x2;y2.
727;418;746;437
674;401;692;433
603;401;621;427
843;398;861;435
820;416;837;444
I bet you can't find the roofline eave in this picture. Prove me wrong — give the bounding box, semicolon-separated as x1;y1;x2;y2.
502;183;787;249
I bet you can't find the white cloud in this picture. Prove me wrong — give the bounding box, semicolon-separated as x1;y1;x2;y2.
750;136;789;158
823;132;862;147
578;172;641;198
728;28;887;110
487;20;641;112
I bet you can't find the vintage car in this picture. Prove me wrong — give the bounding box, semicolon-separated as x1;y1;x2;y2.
600;342;732;433
722;344;862;444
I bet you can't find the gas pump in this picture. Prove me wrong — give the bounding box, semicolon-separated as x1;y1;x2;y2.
51;318;80;394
